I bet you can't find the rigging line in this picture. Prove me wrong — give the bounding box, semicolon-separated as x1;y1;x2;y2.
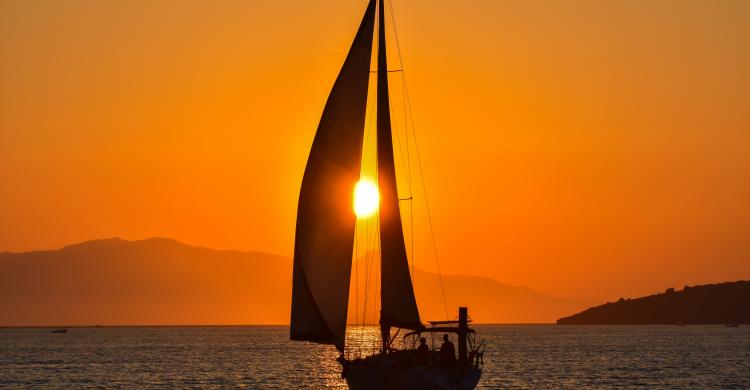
390;104;412;194
382;1;411;199
369;216;379;321
385;0;405;74
359;137;375;342
361;147;376;331
361;214;375;327
398;72;416;286
358;63;373;351
385;0;412;194
360;227;370;329
409;187;415;285
386;0;412;192
372;124;382;328
374;219;381;327
361;29;377;337
361;212;379;328
405;77;448;320
387;0;449;320
400;69;415;285
362;217;372;329
358;70;378;333
364;200;379;327
361;130;380;329
385;0;417;294
388;0;411;194
355;221;359;326
362;65;378;159
362;63;381;329
361;4;379;159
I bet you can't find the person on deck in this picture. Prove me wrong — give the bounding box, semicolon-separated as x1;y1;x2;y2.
440;334;455;368
415;337;429;366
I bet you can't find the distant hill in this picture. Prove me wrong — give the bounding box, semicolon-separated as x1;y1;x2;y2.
557;281;750;325
0;238;590;326
0;238;291;326
411;269;590;324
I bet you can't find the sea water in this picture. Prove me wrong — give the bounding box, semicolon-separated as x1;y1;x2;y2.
1;325;748;389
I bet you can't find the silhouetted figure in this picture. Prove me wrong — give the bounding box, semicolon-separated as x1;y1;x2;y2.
440;334;455;368
415;337;429;366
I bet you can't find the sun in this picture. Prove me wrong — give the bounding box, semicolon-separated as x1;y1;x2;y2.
354;179;379;217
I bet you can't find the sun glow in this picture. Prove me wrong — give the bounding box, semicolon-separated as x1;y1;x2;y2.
354;179;379;218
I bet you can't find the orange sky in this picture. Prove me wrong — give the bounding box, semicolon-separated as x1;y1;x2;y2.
1;0;749;301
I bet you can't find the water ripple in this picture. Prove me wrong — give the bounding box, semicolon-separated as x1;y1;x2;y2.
0;325;748;388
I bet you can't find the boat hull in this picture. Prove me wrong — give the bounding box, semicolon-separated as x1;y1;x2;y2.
344;354;481;390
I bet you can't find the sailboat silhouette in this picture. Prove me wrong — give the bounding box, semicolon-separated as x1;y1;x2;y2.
290;1;483;389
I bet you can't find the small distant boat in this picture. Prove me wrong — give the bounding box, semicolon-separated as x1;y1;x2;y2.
725;323;739;328
51;328;68;333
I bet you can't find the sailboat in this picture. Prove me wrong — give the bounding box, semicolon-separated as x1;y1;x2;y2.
290;1;483;389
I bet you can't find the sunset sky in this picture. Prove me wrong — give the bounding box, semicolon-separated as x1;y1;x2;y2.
2;0;749;302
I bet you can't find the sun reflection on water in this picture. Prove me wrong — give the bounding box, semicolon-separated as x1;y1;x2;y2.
343;326;381;360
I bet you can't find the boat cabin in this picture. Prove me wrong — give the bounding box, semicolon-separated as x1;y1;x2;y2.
402;307;485;370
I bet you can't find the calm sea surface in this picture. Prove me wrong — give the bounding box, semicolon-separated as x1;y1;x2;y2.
1;325;748;389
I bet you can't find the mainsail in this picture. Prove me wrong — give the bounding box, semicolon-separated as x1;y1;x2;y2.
290;0;376;351
376;0;422;331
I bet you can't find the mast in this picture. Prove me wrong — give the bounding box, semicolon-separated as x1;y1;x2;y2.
458;307;468;369
376;0;422;353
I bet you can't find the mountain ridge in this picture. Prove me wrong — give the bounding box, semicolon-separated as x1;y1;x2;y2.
0;237;591;325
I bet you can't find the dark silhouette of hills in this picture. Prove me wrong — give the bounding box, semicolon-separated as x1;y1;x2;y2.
0;238;292;326
557;281;750;325
410;269;591;324
0;238;591;326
